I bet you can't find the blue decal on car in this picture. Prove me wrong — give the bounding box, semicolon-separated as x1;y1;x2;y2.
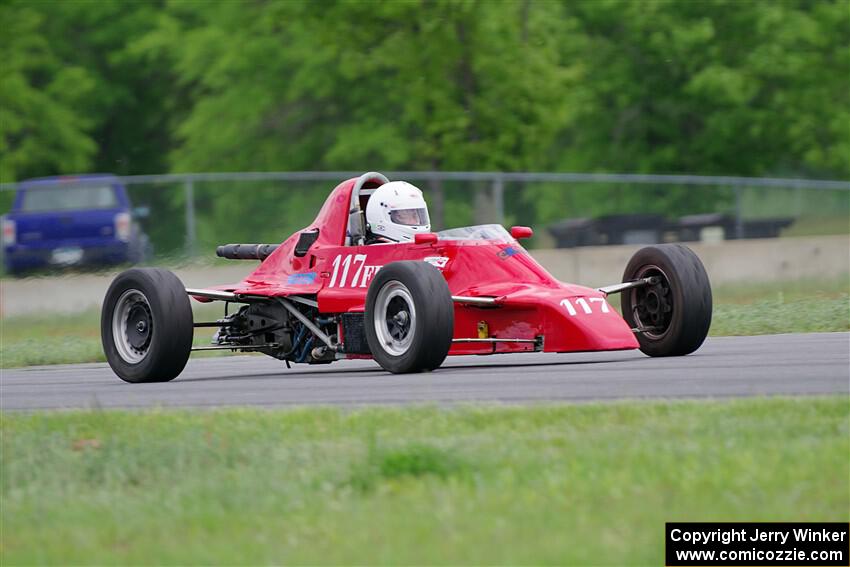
287;272;318;285
497;246;523;260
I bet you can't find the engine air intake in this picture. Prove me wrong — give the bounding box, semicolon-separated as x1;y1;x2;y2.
216;243;279;260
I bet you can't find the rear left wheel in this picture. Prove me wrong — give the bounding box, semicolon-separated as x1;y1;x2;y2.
101;268;193;382
364;261;453;373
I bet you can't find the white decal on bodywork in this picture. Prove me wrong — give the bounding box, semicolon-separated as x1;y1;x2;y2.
561;297;611;316
423;256;449;269
329;254;383;288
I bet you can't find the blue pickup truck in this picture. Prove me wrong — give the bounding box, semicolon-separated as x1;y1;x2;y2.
1;174;150;274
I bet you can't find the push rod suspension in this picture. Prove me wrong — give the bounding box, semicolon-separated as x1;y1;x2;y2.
596;276;660;296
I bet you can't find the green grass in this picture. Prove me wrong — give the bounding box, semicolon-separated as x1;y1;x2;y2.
709;276;849;336
711;295;849;335
1;398;847;565
0;310;105;367
1;276;847;368
781;215;850;237
711;276;849;304
0;303;226;368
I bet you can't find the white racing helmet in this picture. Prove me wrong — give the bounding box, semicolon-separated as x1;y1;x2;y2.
365;181;431;242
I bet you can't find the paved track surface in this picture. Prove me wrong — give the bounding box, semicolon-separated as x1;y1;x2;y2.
2;333;847;411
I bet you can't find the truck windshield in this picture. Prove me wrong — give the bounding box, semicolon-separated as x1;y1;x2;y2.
21;185;119;212
437;224;513;241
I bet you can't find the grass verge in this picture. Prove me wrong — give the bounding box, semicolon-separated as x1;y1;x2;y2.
2;398;847;565
1;276;847;368
710;277;849;336
0;303;224;368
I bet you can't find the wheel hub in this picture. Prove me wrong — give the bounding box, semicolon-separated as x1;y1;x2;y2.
631;266;673;338
386;298;411;341
373;280;417;356
127;303;151;349
111;289;154;364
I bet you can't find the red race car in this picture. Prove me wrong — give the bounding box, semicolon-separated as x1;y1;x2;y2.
101;172;712;383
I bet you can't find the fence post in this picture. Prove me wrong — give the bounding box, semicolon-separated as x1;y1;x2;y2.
493;177;505;226
734;185;744;240
184;180;196;257
428;176;445;230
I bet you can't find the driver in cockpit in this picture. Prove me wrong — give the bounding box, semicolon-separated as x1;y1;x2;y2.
364;181;431;244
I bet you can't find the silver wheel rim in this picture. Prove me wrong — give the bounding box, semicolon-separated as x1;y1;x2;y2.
111;288;153;364
373;280;416;356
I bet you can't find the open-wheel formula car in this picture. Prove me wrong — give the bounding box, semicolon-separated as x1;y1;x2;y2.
101;172;712;383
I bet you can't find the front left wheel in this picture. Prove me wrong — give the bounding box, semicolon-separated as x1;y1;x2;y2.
101;268;193;382
364;261;454;373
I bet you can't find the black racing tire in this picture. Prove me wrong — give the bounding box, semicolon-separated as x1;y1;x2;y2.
364;261;454;373
621;244;712;357
101;268;193;382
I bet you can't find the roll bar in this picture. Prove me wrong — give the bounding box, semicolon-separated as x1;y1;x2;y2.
348;172;389;245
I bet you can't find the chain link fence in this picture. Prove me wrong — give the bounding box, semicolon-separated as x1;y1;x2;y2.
1;172;848;266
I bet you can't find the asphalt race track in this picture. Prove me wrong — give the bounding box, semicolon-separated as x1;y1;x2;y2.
1;333;847;411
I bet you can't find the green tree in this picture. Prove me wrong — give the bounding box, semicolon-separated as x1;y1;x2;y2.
134;0;575;242
527;0;850;224
0;1;97;182
1;0;175;182
35;0;175;176
3;0;846;245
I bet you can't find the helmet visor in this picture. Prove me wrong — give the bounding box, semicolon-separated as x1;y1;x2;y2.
389;208;429;226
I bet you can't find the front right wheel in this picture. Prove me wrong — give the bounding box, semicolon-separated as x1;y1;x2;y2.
364;261;454;373
621;244;712;357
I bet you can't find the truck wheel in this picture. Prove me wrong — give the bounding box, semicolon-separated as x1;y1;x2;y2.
621;244;712;357
365;261;454;373
101;268;193;382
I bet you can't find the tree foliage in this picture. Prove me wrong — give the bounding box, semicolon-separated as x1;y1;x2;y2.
0;2;95;182
3;0;848;245
1;0;179;183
